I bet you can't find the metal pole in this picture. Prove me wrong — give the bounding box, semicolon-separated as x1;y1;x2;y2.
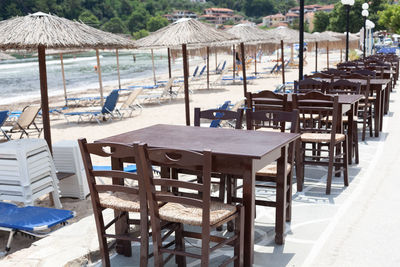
345;5;350;62
38;46;52;152
206;46;210;90
327;43;329;69
299;0;304;81
116;49;121;89
95;49;104;106
60;53;68;106
315;42;318;72
182;44;190;126
167;48;172;79
363;17;367;58
233;45;236;82
240;42;247;96
281;40;285;84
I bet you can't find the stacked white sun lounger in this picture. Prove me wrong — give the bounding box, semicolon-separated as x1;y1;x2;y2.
0;139;62;208
53;140;89;199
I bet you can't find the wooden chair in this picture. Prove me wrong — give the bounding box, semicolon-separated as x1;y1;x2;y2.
78;139;150;267
246;90;288;111
294;78;328;94
324;68;349;76
340;73;373;141
327;80;362;164
293;92;349;194
352;69;376;78
2;105;42;139
226;109;299;223
138;145;244;267
304;72;334;83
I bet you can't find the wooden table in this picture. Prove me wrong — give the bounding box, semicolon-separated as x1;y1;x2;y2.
97;124;300;266
319;78;391;137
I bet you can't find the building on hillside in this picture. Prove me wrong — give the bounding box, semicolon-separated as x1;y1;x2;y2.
199;8;243;25
163;10;198;22
316;4;335;13
262;13;285;27
285;12;299;25
289;4;322;14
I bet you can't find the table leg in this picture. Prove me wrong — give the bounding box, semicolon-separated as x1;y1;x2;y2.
385;82;391;114
111;157;132;257
275;145;288;244
374;87;382;137
347;105;354;164
243;161;255;266
380;87;385;132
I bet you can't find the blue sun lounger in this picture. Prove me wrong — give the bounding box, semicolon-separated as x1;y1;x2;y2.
0;111;10;140
0;202;74;256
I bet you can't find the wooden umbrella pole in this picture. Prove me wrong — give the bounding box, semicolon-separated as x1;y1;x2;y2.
340;48;343;63
326;43;329;69
60;53;68;106
233;45;236;82
96;49;104;106
167;48;172;79
206;46;210;90
215;50;218;70
38;46;52;152
151;49;156;85
254;50;257;74
315;42;318;73
116;49;121;89
240;42;247;96
291;44;294;62
182;44;190;126
281;40;285;85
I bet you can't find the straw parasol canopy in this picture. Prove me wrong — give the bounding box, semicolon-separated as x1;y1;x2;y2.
227;24;280;44
136;18;238;126
136;18;237;49
0;12;137;150
266;26;316;43
0;52;15;60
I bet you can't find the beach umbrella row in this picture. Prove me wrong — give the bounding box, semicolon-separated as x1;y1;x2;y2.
0;12;137;150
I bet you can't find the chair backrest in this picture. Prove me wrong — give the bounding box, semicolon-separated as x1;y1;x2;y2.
230;99;245;112
194;107;243;129
327;79;361;95
78;138;147;218
101;90;119;114
246;90;287;111
0;110;9;126
304;72;334;82
192;66;199;77
294;78;328;94
198;65;206;76
322;68;348;76
138;144;212;234
14;105;41;129
221;60;226;70
339;73;371;99
293;91;339;139
246;109;299;133
269;63;278;74
120;88;143;109
215;62;221;72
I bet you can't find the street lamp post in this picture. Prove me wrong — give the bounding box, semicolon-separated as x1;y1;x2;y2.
341;0;354;62
362;3;369;58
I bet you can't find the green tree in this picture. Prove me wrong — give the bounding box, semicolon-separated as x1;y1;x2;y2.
127;8;149;33
146;15;169;32
378;4;400;34
101;17;127;33
78;10;100;27
132;29;149;40
313;11;330;32
328;1;363;33
245;0;276;17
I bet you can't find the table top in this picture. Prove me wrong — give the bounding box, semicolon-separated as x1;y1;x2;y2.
253;94;364;105
96;124;300;160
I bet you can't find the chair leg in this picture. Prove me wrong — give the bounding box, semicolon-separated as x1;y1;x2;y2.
226;175;235;232
343;138;349;186
201;226;210;266
139;215;149;266
295;140;304;192
369;106;373;137
362;108;367;141
234;206;244;267
353;121;359;164
334;143;341;177
175;223;186;267
286;172;293;222
326;143;335;195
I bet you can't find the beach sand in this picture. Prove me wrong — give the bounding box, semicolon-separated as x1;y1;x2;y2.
0;49;343;261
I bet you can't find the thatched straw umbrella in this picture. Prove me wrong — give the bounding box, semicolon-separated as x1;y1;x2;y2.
0;12;137;149
227;24;280;81
136;18;237;125
312;32;341;70
0;51;15;60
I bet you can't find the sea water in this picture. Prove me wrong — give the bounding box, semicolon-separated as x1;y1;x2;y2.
0;50;179;105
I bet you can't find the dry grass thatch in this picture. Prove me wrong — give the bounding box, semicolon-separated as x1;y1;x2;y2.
136;18;238;49
266;26;316;43
226;24;280;44
0;12;137;50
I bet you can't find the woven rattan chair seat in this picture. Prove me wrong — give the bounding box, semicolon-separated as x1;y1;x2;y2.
158;201;236;226
99;192;140;212
301;133;345;143
256;128;282;133
256;162;292;177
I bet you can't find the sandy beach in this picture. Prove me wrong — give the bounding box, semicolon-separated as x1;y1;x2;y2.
0;48;343;262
